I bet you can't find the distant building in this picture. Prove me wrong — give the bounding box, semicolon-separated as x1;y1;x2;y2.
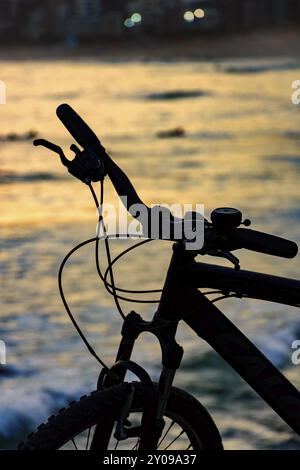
182;0;300;32
0;0;17;27
0;0;299;43
0;0;19;37
220;0;300;31
126;0;167;34
100;0;128;38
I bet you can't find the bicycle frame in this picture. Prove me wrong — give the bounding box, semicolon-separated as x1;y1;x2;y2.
97;242;300;449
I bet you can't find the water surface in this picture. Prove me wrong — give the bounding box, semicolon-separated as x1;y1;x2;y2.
1;58;300;449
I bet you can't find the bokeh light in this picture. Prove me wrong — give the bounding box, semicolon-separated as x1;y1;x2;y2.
124;18;134;28
183;11;194;22
194;8;205;19
131;13;142;23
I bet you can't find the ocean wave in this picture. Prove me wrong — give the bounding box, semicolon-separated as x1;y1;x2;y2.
190;131;233;140
254;323;300;368
145;90;207;100
0;365;36;379
180;319;300;371
0;170;64;184
264;155;300;167
46;92;80;100
281;131;300;140
0;385;81;448
220;62;300;74
280;208;300;221
0;130;37;142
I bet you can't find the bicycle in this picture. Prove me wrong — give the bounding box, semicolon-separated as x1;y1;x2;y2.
19;104;300;450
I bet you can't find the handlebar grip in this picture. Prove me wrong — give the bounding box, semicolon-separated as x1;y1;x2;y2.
56;104;100;149
56;103;150;215
230;228;298;259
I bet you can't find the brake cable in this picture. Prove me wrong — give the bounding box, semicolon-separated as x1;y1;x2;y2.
90;182;191;330
101;247;225;299
58;237;109;369
91;182;163;304
90;182;229;307
92;183;224;303
98;239;163;303
102;240;162;296
57;181;226;364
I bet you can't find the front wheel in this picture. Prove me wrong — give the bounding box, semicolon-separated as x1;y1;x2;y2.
18;382;223;450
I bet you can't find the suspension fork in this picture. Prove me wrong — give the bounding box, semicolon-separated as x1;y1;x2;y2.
96;310;184;450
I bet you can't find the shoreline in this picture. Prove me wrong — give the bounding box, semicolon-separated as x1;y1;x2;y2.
1;29;300;61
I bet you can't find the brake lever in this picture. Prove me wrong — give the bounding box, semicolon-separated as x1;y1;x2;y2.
33;139;70;167
34;138;107;184
207;249;241;270
70;143;81;156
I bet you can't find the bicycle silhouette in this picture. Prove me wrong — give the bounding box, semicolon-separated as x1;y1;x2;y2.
19;105;300;450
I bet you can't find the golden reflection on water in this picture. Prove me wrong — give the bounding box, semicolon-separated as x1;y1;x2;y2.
0;59;300;449
1;61;299;227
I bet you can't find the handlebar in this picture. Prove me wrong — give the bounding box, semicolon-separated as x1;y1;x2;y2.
52;104;298;260
223;228;298;259
56;103;149;214
56;104;100;149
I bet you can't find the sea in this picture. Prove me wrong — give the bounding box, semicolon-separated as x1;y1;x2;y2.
0;56;300;449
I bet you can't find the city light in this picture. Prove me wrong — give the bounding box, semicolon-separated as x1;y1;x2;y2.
124;18;134;28
124;12;142;28
183;11;194;22
131;13;142;23
194;8;205;19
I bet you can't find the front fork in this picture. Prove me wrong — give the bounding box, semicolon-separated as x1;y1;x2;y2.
95;311;184;451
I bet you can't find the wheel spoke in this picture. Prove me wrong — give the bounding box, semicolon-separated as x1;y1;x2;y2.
131;438;140;450
163;430;184;450
85;427;91;450
71;438;78;450
114;440;120;450
158;420;175;448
